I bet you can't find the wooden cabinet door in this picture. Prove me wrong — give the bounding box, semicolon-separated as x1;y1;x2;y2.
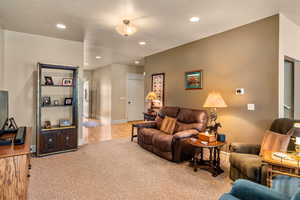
60;129;77;150
40;131;58;154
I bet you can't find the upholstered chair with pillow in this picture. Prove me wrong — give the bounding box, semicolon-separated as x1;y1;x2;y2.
229;118;299;185
137;106;208;162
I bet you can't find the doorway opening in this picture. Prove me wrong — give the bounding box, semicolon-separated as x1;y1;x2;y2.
284;59;294;119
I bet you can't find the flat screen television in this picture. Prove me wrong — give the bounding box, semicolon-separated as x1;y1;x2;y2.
0;91;8;129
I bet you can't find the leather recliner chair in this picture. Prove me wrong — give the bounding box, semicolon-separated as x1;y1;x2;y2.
229;118;299;185
137;106;208;162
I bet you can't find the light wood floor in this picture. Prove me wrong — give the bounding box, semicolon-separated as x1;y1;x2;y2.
83;119;142;144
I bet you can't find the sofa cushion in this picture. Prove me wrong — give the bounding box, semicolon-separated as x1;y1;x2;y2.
160;116;177;134
152;132;173;152
259;130;291;156
158;106;180;118
156;115;163;129
177;108;208;125
230;153;262;182
139;128;162;145
175;121;204;132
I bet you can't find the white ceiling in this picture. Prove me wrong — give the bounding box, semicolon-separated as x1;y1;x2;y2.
0;0;300;69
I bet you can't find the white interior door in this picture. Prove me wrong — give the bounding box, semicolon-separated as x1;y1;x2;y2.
127;73;144;121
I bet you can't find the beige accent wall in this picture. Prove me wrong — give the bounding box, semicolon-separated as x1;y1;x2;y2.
145;15;279;145
278;14;300;117
2;30;84;146
90;64;144;123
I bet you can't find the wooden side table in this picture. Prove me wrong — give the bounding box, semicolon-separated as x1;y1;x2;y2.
262;151;300;187
186;138;225;177
131;123;140;142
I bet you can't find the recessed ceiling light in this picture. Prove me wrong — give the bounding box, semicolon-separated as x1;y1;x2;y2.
56;23;66;29
139;41;146;45
134;60;140;64
189;17;200;23
96;56;102;59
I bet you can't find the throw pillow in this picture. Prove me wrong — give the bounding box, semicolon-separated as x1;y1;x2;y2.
259;130;291;156
160;116;177;134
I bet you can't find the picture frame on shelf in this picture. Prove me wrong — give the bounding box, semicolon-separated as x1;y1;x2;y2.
53;100;59;105
59;119;72;127
62;78;73;86
185;70;203;90
64;97;73;105
44;121;51;129
44;76;54;85
42;96;51;106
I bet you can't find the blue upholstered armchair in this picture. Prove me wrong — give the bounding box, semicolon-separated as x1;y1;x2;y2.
219;179;300;200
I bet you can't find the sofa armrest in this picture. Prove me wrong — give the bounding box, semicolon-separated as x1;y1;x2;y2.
229;143;261;155
135;122;157;129
173;129;199;140
229;179;289;200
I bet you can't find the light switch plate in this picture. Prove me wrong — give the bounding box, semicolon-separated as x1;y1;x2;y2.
247;104;255;111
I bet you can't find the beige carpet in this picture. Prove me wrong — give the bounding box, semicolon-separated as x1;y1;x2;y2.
28;139;231;200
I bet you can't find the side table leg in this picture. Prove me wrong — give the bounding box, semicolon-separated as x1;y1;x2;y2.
266;166;272;187
131;126;134;142
209;148;213;169
194;151;199;172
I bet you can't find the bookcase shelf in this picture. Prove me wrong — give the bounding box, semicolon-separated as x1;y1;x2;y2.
41;104;73;108
41;84;73;87
36;63;78;157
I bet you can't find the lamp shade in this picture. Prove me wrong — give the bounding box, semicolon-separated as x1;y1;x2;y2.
292;123;300;137
203;92;227;108
146;92;158;101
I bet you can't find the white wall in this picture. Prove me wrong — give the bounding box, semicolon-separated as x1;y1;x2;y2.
0;25;4;89
2;30;84;145
279;14;300;117
90;64;144;124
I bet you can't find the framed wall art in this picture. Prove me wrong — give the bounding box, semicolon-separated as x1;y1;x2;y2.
185;70;203;90
151;73;165;108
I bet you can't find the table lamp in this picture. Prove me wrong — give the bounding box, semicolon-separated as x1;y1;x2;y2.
203;92;227;134
145;91;158;112
292;123;300;156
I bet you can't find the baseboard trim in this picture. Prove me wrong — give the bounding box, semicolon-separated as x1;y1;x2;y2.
111;119;128;124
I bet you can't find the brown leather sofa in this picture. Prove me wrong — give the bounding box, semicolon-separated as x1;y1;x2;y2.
137;106;208;162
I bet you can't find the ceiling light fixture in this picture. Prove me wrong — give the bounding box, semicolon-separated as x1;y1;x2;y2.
116;19;137;36
139;41;146;45
134;60;140;64
96;56;102;59
56;23;66;29
189;17;200;22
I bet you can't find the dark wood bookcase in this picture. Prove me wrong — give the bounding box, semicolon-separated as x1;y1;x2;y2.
36;63;78;156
